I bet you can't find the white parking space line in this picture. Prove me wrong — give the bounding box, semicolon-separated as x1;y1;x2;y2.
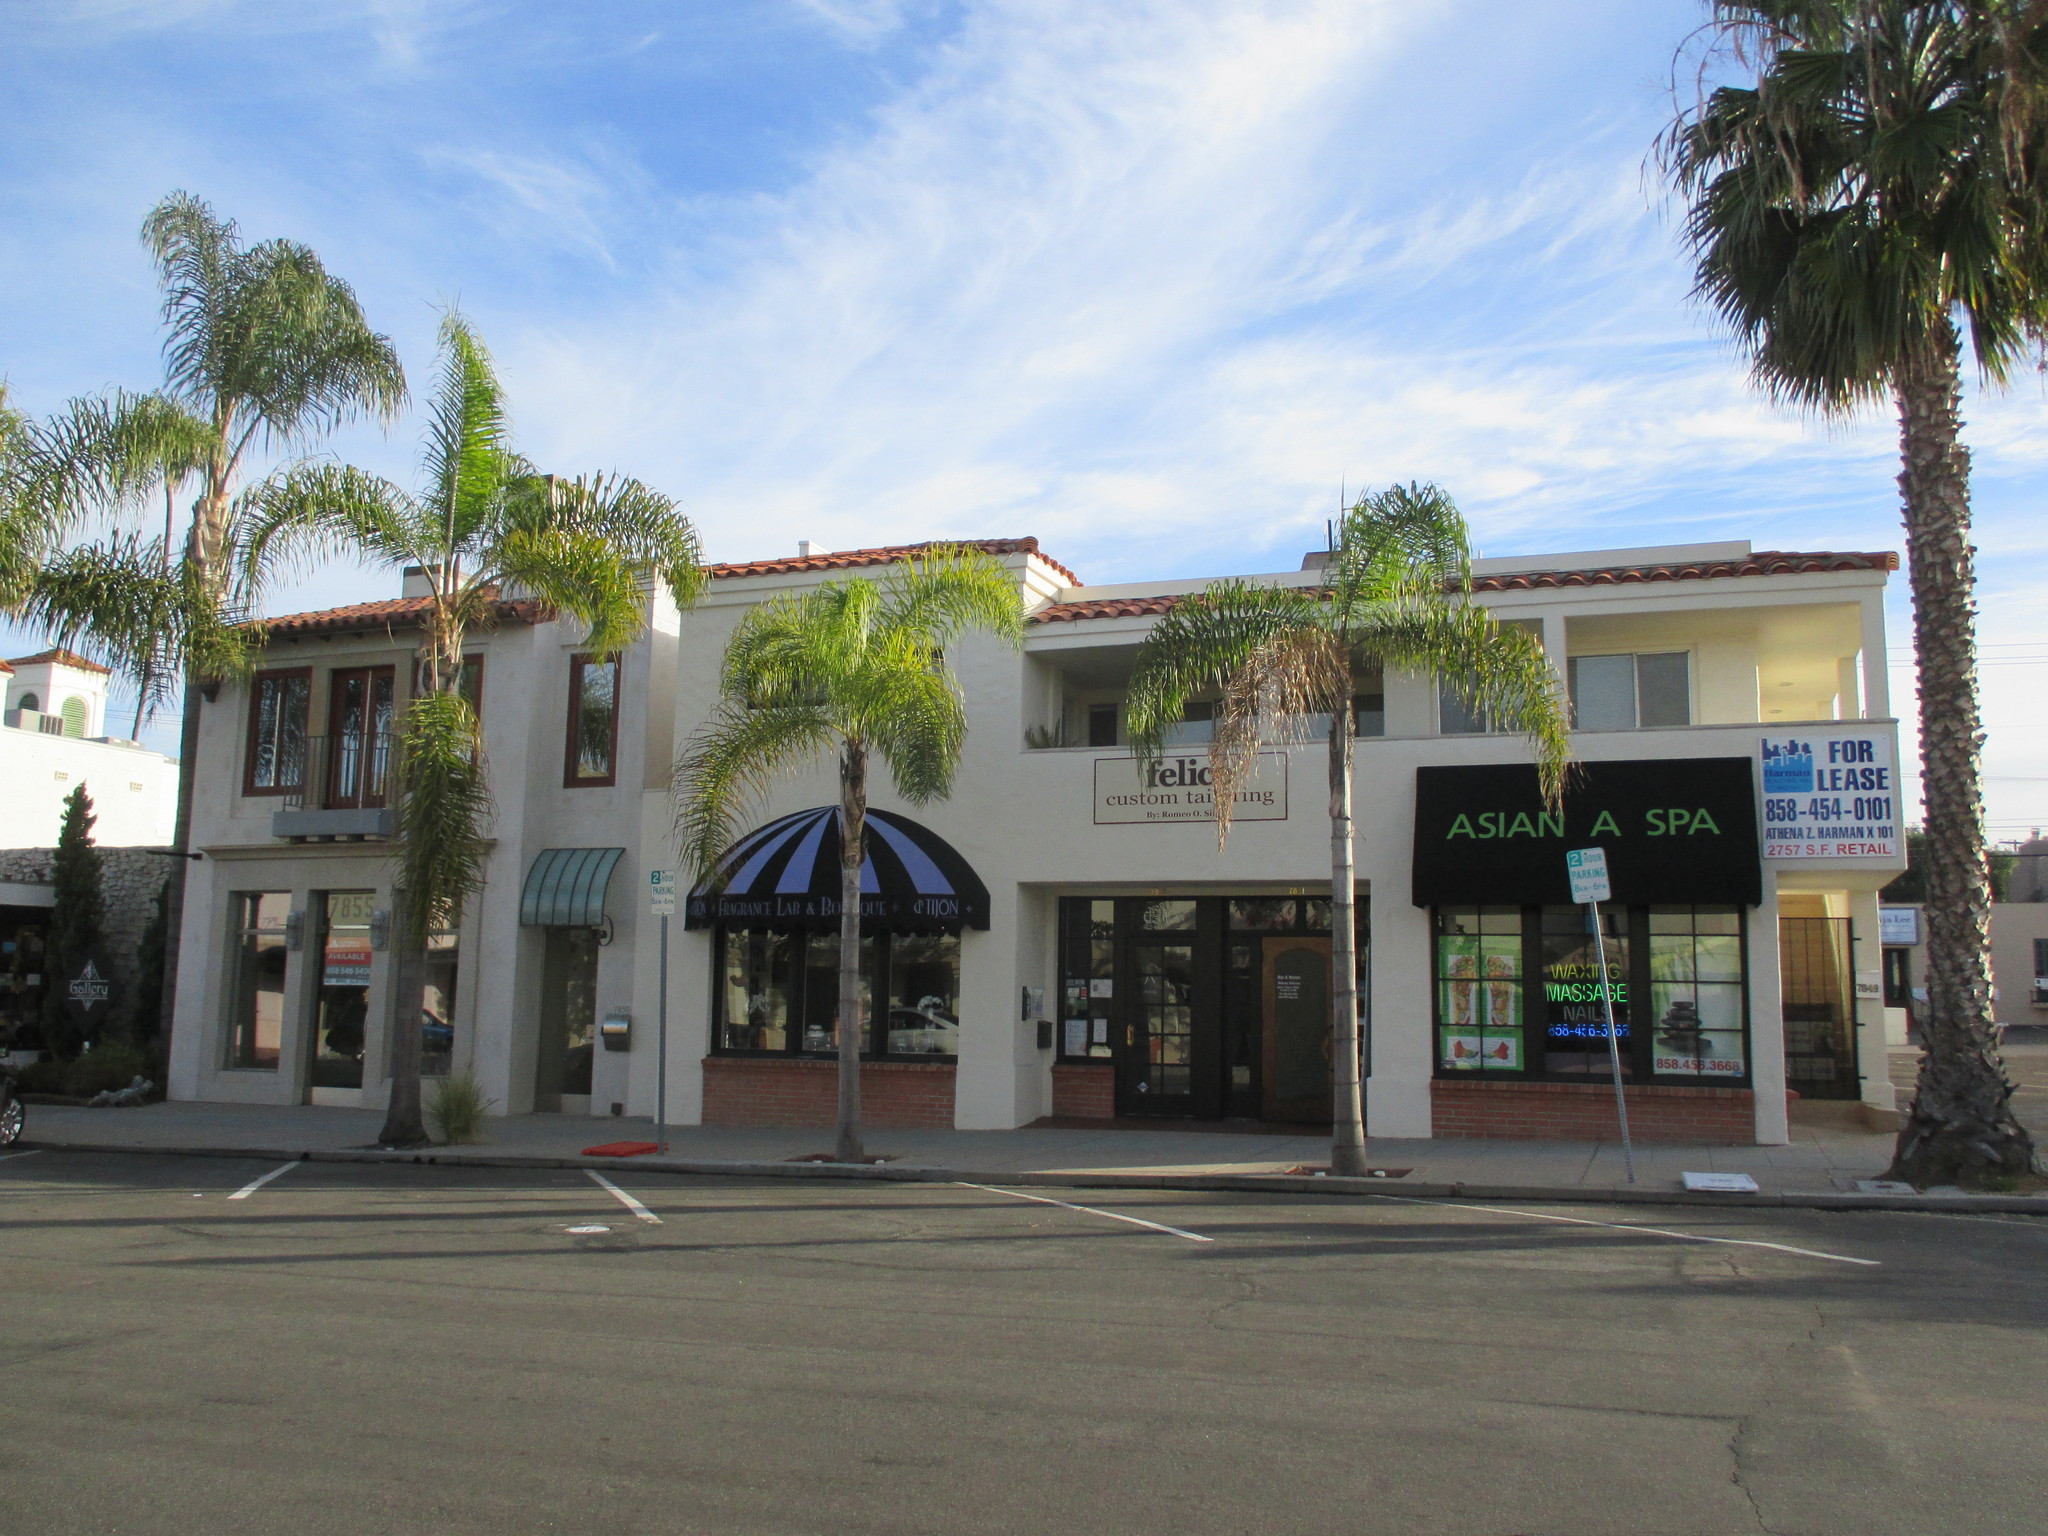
958;1182;1215;1243
227;1162;300;1200
586;1170;662;1224
0;1149;43;1164
1372;1194;1879;1267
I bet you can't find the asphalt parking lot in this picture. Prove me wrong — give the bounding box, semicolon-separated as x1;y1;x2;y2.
3;1150;2045;1536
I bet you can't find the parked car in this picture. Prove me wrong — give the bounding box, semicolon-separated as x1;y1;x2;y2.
0;1066;22;1148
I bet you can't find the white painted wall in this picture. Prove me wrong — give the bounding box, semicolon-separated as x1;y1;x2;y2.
0;727;177;847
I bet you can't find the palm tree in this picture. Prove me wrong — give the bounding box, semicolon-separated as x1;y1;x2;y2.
21;191;406;1044
1664;1;2044;1184
1126;484;1570;1177
241;313;704;1146
673;547;1027;1163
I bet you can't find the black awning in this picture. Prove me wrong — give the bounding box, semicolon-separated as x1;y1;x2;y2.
684;807;991;932
1412;759;1762;907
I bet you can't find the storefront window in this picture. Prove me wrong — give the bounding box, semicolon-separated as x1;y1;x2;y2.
1539;905;1631;1077
1228;898;1295;931
1435;907;1523;1071
1432;904;1749;1085
1061;900;1116;1059
226;893;290;1070
422;930;458;1077
1648;906;1745;1079
310;891;374;1089
1139;899;1197;931
714;929;956;1059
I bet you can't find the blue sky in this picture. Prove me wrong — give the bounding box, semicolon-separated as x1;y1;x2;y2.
4;0;2045;835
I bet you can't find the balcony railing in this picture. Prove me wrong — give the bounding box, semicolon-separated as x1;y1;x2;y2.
273;732;396;840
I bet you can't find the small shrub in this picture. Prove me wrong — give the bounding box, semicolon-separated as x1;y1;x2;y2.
427;1072;494;1145
65;1040;155;1097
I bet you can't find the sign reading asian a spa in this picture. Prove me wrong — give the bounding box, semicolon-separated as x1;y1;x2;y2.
1412;758;1762;906
1093;752;1287;826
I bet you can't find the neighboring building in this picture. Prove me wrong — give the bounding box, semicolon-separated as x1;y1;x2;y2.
167;536;1908;1145
1880;901;2048;1039
0;650;179;848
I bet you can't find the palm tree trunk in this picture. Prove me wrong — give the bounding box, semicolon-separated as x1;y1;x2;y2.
1327;693;1366;1176
1888;320;2034;1185
835;741;868;1163
151;684;203;1082
379;910;429;1147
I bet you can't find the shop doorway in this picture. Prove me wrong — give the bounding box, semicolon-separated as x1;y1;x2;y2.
307;891;375;1094
1780;915;1858;1100
1064;896;1363;1124
533;927;599;1112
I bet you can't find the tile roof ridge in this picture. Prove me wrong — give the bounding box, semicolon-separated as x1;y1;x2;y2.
7;647;114;674
709;536;1080;588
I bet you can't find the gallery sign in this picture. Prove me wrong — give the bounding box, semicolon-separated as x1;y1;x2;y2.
1759;732;1901;862
1412;758;1762;906
1093;753;1287;826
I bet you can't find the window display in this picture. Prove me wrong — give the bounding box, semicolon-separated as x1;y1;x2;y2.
1435;906;1523;1071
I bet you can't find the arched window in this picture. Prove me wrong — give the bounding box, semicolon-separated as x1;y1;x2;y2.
16;692;39;713
59;696;86;737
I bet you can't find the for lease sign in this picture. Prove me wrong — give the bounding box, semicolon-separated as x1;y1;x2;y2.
1760;732;1900;861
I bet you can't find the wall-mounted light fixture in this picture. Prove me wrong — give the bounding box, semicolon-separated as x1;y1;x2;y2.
369;909;392;952
284;909;306;952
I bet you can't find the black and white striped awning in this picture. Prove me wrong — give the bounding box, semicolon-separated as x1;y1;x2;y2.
684;807;990;932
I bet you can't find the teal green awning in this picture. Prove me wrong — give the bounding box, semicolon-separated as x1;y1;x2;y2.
521;847;624;927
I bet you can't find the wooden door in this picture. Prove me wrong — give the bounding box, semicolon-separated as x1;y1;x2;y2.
326;667;395;808
1262;936;1332;1123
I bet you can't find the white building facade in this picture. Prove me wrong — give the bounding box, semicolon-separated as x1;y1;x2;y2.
1;649;178;848
168;536;1907;1145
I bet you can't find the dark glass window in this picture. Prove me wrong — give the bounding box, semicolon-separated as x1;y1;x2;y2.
1087;702;1118;748
226;893;290;1069
244;670;310;794
713;929;958;1060
310;890;374;1089
1432;903;1749;1085
565;654;620;786
1059;899;1116;1058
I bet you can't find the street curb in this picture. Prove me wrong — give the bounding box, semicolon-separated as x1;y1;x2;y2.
21;1138;2048;1214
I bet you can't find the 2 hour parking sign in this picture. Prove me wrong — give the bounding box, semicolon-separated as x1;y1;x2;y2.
1759;732;1900;860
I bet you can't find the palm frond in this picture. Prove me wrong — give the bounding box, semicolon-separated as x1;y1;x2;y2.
494;526;648;659
671;702;836;884
1209;625;1348;847
864;656;968;804
1125;581;1324;760
1325;481;1473;616
511;470;705;608
394;691;491;950
23;391;213;531
879;544;1027;652
236;461;423;603
423;312;514;542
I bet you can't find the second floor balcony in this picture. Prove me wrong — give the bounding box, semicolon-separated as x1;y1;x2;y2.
272;731;395;841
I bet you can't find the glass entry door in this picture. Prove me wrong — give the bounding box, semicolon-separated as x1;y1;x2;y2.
1261;937;1332;1122
1780;916;1857;1100
534;927;599;1111
326;667;394;809
309;891;374;1091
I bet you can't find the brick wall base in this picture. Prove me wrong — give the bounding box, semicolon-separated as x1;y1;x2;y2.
701;1057;957;1130
1051;1062;1114;1120
1431;1078;1756;1144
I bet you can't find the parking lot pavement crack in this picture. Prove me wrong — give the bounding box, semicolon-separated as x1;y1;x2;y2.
1728;1414;1781;1536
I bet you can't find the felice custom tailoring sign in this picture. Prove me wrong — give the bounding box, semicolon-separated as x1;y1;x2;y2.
1093;753;1287;826
1411;759;1762;906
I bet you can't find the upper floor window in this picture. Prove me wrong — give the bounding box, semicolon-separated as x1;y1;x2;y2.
565;653;620;787
1439;625;1537;735
1569;652;1691;731
414;655;485;718
244;668;311;795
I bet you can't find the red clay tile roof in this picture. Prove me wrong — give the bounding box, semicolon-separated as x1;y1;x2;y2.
258;595;547;639
7;647;113;674
1029;550;1898;625
710;537;1080;588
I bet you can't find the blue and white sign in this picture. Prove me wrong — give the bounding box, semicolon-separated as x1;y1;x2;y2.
1759;732;1901;861
649;869;677;918
1880;906;1920;946
1565;846;1612;904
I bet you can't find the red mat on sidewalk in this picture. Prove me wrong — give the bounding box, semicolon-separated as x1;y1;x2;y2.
582;1141;660;1158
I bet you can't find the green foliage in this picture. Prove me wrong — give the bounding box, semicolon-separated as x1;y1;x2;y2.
40;784;105;1059
1663;3;2048;408
426;1072;495;1145
395;691;492;951
130;876;171;1045
18;1039;155;1098
1127;483;1571;844
672;544;1027;884
1879;828;2015;903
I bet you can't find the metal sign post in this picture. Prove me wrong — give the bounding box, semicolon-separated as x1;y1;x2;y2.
1565;847;1634;1184
649;870;677;1153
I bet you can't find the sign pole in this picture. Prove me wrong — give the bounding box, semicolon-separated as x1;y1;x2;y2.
650;870;677;1155
1566;848;1635;1185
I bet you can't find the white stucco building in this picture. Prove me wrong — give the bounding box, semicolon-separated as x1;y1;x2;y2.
1;649;179;848
166;535;1907;1145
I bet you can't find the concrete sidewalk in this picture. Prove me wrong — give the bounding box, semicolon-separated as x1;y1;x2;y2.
18;1096;2046;1211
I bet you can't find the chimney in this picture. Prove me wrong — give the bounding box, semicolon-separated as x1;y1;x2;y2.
797;540;830;559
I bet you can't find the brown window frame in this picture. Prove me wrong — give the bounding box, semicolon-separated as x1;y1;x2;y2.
242;667;312;798
563;652;621;788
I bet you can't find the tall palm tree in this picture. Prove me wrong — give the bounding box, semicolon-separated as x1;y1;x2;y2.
21;191;407;1046
673;548;1027;1163
1126;484;1570;1177
241;313;704;1146
1664;1;2045;1183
